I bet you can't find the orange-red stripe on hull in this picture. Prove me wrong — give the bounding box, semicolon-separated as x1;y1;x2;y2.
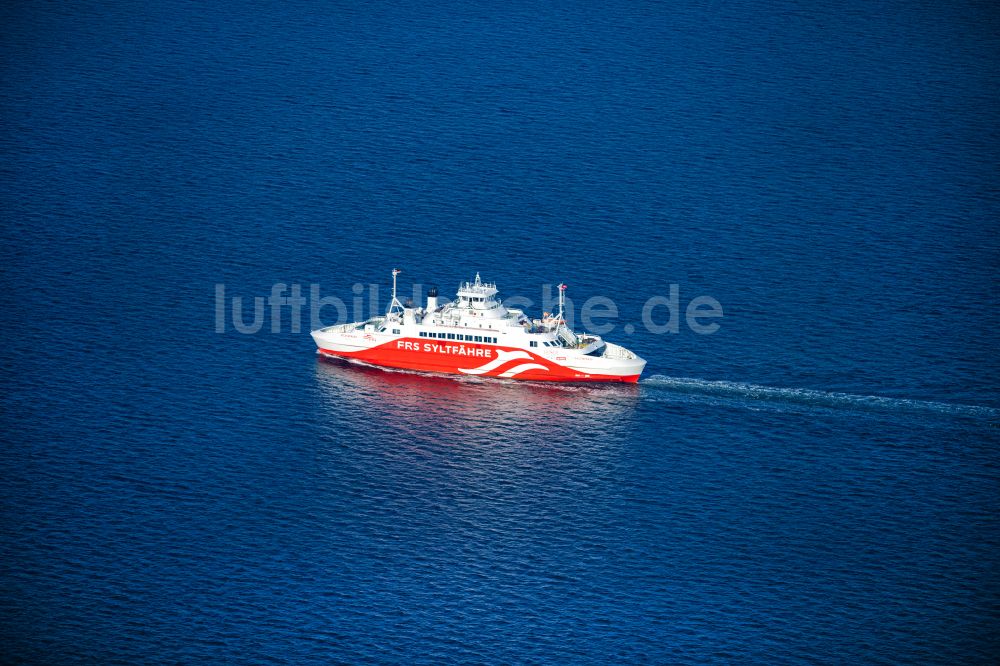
318;338;640;383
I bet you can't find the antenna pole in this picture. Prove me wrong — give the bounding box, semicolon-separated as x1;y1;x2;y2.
555;282;575;344
388;268;404;318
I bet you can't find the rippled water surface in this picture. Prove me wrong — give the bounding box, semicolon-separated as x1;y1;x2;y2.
2;0;999;663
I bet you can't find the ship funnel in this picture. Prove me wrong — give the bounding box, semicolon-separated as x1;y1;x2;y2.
426;286;439;312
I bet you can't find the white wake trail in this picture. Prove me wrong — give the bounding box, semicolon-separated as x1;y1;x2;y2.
640;375;999;418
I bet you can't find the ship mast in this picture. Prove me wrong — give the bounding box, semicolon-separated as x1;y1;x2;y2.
387;268;404;320
555;282;577;346
555;283;567;337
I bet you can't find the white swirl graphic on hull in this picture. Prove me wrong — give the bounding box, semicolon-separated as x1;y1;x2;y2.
498;363;549;378
458;350;549;378
458;350;531;374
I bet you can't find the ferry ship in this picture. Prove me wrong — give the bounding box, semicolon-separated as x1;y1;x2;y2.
311;270;646;383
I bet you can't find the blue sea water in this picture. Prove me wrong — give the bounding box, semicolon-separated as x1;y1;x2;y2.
2;0;999;663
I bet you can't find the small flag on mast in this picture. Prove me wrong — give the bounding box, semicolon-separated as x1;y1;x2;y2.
559;283;567;291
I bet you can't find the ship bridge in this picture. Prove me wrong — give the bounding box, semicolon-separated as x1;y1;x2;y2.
454;273;506;315
456;272;498;300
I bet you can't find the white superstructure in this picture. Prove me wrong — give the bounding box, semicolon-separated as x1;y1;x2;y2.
312;271;646;383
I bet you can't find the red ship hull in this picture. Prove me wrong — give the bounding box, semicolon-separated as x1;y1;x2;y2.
318;337;641;383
